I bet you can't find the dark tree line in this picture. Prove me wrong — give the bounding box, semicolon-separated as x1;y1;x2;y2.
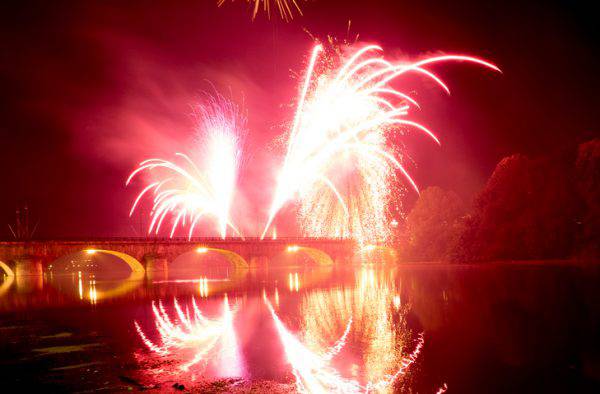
399;139;599;262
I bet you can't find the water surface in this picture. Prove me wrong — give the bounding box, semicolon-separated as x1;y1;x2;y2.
0;261;598;393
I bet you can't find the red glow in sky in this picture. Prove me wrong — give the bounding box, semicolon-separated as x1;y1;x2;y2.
0;0;596;237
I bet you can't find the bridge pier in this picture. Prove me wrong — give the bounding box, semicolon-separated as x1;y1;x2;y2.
249;255;269;268
14;256;43;276
143;253;168;277
13;256;44;293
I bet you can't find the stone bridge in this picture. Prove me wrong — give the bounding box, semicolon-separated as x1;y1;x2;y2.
0;238;357;276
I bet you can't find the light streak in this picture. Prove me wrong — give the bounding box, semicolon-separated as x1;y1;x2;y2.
216;0;304;21
217;294;245;377
127;95;244;239
88;279;97;305
266;298;359;393
134;295;242;374
266;298;425;393
288;272;300;292
262;43;499;245
364;333;424;393
77;271;83;300
301;268;413;385
198;277;209;297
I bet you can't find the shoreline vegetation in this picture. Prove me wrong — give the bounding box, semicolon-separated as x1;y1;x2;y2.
395;139;599;263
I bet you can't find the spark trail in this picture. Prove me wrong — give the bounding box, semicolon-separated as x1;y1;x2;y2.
217;0;304;21
127;95;244;239
134;296;243;375
262;43;499;244
266;298;425;393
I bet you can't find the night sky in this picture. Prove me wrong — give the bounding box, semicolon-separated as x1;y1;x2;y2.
1;0;597;238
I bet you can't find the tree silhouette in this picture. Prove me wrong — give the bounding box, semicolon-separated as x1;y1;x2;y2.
454;151;581;261
404;186;466;261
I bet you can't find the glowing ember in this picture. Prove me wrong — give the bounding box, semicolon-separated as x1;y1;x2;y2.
134;296;243;374
217;0;304;21
127;95;244;239
262;43;499;245
266;298;426;393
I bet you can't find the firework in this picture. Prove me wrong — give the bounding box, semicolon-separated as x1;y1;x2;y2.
217;0;303;21
127;96;243;239
134;296;243;374
266;297;425;393
262;43;499;244
301;268;410;384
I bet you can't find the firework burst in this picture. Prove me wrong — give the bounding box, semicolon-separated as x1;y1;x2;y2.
217;0;304;21
262;43;499;244
266;297;425;393
127;95;244;239
134;296;243;374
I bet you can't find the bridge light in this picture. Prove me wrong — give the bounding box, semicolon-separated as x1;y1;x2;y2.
287;245;300;252
196;247;209;254
86;249;97;255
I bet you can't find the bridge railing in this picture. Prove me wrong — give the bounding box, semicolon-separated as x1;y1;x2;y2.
1;236;355;244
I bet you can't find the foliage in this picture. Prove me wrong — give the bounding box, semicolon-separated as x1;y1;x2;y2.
452;150;582;261
401;139;600;262
403;186;466;261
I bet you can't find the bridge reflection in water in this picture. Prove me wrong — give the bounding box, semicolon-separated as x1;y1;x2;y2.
0;237;391;315
0;241;360;305
0;259;594;393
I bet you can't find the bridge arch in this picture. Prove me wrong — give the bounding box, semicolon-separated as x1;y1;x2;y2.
83;249;146;272
0;260;15;298
193;247;249;269
286;245;334;266
0;275;14;298
0;260;15;277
